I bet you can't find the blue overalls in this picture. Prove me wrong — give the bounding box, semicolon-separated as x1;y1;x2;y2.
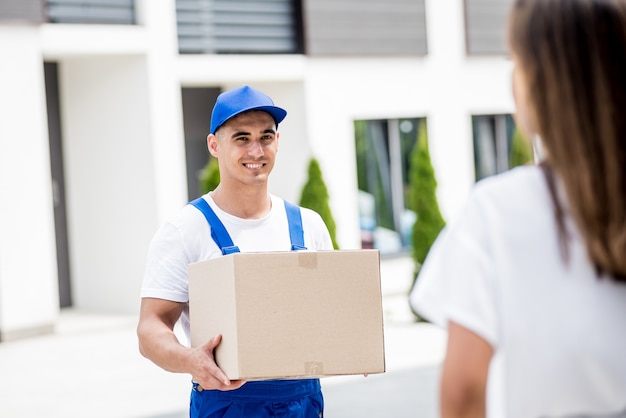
188;198;324;418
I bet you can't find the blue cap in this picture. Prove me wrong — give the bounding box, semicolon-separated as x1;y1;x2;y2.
210;86;287;134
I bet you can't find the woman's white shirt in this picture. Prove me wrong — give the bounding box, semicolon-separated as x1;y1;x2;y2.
411;166;626;418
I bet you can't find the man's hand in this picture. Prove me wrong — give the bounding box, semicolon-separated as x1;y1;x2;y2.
190;334;246;391
137;299;245;391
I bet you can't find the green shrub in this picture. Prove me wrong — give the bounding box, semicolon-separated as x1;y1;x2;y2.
509;127;533;168
199;157;220;195
299;158;339;249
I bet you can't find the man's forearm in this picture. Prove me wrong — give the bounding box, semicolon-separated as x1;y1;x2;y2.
138;322;193;374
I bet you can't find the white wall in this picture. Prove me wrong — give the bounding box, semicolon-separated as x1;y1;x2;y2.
39;1;188;315
425;0;515;222
0;26;59;339
59;56;158;313
141;0;188;223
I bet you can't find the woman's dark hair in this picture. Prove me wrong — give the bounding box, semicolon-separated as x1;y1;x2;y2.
509;0;626;281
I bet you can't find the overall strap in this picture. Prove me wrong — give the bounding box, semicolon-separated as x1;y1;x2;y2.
189;198;240;255
189;197;306;253
284;200;306;251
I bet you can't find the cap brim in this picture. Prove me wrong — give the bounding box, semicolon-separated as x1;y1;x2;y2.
211;105;287;134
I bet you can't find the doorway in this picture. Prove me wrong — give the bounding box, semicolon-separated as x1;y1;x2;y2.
181;87;221;200
44;62;72;308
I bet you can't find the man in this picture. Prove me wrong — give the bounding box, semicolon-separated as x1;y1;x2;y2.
137;85;333;417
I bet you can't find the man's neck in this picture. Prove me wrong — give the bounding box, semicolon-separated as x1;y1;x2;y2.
210;185;271;219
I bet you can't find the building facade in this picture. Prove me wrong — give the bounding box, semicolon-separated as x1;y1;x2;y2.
0;0;515;340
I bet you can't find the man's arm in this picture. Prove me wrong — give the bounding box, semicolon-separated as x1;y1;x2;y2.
137;297;245;390
440;321;493;418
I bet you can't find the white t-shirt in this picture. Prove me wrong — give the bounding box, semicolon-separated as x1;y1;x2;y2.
141;193;334;343
410;166;626;418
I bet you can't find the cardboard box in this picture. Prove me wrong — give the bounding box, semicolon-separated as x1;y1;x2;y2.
188;250;385;380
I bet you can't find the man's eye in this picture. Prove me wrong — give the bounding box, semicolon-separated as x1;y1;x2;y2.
235;137;248;141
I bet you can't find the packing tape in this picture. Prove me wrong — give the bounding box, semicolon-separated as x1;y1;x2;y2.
304;361;323;375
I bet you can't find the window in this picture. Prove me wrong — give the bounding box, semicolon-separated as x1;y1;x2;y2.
464;0;513;56
47;0;136;24
304;0;427;57
176;0;303;54
0;0;44;22
354;118;424;255
472;114;518;181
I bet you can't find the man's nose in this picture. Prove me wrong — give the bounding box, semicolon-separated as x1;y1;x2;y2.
248;140;264;157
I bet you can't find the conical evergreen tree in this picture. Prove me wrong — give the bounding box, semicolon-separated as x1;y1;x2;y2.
408;122;446;274
299;158;339;249
407;122;446;321
199;157;220;195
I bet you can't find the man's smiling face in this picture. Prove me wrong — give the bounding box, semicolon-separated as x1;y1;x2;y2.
209;110;279;188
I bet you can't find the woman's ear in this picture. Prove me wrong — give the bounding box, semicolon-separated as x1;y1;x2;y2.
207;134;218;157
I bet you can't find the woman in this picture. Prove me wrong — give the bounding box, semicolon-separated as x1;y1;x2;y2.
410;1;626;417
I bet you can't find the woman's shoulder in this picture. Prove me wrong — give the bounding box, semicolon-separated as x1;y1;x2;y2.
448;165;553;234
470;166;548;209
474;165;544;196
